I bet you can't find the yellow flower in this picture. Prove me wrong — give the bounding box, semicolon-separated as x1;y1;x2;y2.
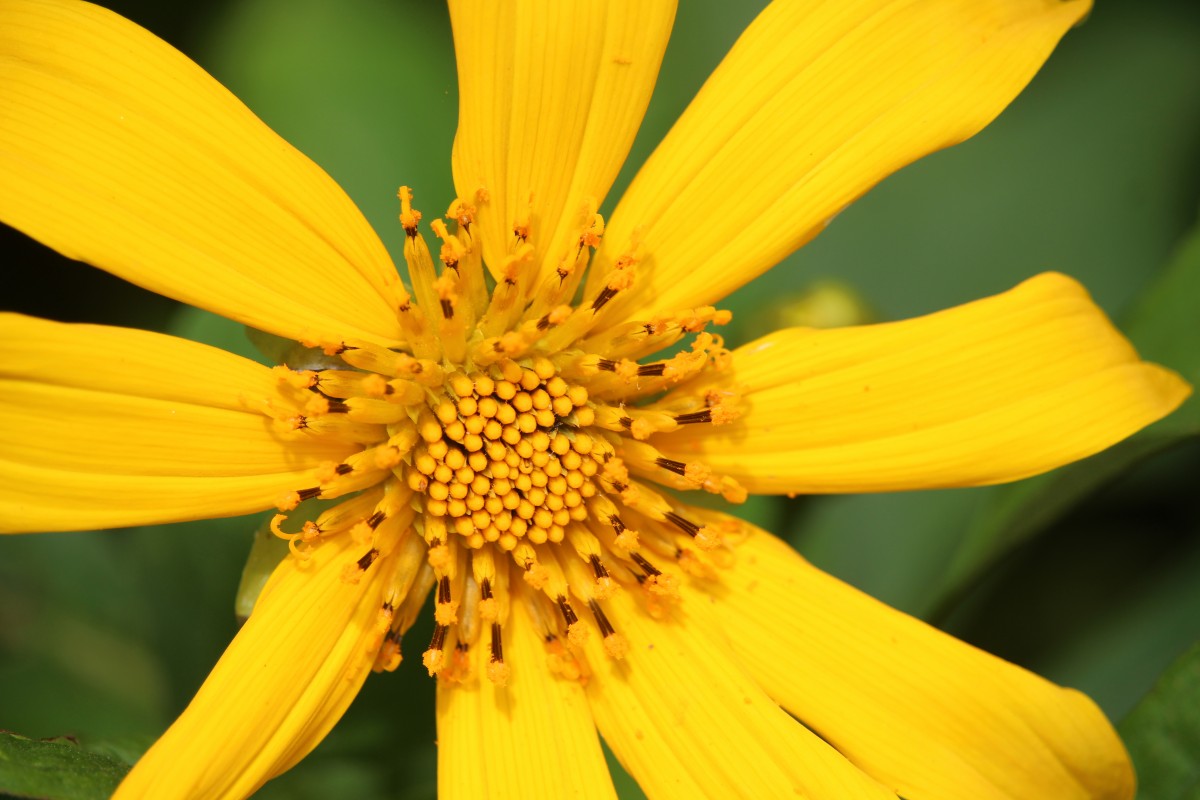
0;0;1189;798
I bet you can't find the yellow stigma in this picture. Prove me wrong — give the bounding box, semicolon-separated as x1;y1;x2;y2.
262;187;746;685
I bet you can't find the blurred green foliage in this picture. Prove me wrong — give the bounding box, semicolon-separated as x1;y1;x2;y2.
0;732;129;800
1;1;1198;798
1121;642;1200;800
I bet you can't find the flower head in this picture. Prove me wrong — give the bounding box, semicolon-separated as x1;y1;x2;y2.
0;0;1189;798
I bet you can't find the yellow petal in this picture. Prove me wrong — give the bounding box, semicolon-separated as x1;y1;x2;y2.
114;529;399;800
0;0;404;346
587;0;1091;323
583;588;897;799
437;593;616;800
0;314;283;411
694;514;1134;800
449;0;675;286
0;314;354;532
654;274;1190;493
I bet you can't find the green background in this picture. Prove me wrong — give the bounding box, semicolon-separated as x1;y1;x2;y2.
1;1;1198;797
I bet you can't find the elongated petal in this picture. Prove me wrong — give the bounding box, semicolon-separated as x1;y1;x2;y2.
437;596;616;800
449;0;675;285
654;274;1190;493
114;530;398;800
587;0;1091;323
0;0;404;346
583;589;896;799
693;515;1134;800
0;314;353;532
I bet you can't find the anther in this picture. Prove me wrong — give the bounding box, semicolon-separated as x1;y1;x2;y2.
357;548;381;571
664;511;702;538
630;552;661;577
487;621;510;685
424;625;448;675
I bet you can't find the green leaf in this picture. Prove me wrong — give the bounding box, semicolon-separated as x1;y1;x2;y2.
1120;642;1200;800
0;732;130;800
928;217;1200;618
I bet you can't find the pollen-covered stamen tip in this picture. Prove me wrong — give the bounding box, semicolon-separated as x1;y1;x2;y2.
424;624;448;676
435;574;459;624
663;510;720;551
556;595;588;647
589;553;616;600
487;621;510;685
398;185;422;237
341;547;381;585
654;457;712;488
588;599;628;660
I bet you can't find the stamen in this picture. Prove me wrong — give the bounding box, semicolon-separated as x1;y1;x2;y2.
487;621;509;685
588;599;628;660
630;552;660;577
556;595;587;647
424;624;448;676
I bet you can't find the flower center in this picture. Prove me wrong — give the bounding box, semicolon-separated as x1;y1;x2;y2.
262;186;745;686
410;360;602;551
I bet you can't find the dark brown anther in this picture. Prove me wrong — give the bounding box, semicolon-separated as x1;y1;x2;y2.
440;298;454;318
674;409;714;425
589;554;609;579
297;486;322;502
619;416;633;429
366;510;386;529
597;358;618;372
654;457;688;477
636;362;666;377
588;599;616;638
335;463;354;476
556;595;579;627
438;575;452;604
664;511;701;538
591;285;618;312
630;552;661;577
429;624;448;651
326;399;350;414
490;622;504;664
357;547;380;571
